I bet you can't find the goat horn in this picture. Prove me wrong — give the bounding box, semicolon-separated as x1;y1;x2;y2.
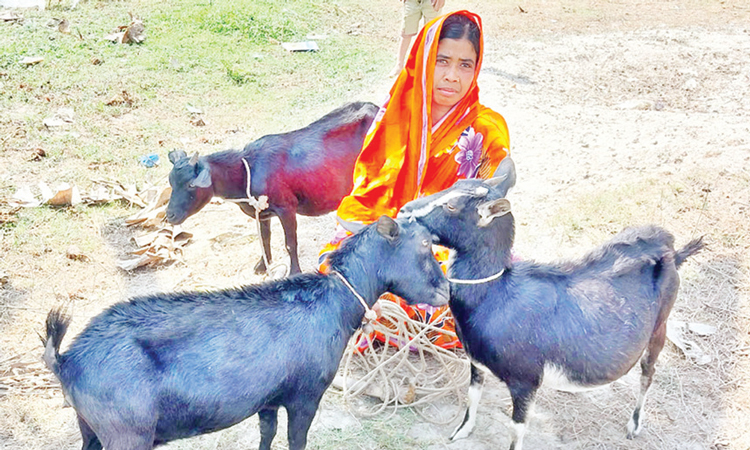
483;174;508;188
337;216;366;235
189;152;200;166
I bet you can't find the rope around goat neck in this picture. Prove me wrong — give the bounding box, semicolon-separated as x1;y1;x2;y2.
223;158;288;279
448;268;505;284
331;270;378;322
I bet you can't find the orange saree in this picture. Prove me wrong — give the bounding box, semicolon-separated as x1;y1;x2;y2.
320;10;510;350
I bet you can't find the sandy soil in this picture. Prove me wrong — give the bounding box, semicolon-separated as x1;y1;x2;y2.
2;1;749;449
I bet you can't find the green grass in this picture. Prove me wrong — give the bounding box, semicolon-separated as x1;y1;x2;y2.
0;0;392;242
1;0;392;152
0;0;393;279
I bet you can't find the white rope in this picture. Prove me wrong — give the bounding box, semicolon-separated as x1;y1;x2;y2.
330;270;378;322
338;299;470;424
223;159;288;279
448;268;505;285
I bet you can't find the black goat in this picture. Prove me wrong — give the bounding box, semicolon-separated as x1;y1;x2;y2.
42;216;449;450
166;101;378;275
398;159;704;450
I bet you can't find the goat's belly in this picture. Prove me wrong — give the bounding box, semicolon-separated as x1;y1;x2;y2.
542;363;619;393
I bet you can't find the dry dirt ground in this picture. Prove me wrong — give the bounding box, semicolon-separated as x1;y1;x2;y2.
2;1;750;449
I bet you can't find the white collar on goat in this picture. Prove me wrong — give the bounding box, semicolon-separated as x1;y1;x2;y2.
330;271;378;323
448;269;505;285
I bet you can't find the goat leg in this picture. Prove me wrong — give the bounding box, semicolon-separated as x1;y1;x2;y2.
100;432;154;450
278;208;301;275
258;407;279;450
507;379;538;450
286;398;321;450
451;363;485;440
254;218;273;274
77;415;103;450
628;320;667;439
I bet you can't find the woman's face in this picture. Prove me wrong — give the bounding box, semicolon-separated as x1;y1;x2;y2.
432;37;477;115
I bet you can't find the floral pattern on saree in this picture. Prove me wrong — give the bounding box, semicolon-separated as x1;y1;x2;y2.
454;126;484;178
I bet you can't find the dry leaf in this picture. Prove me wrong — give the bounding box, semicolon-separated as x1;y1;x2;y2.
9;186;41;208
66;245;89;262
104;31;125;43
121;14;145;44
190;117;206;127
1;11;21;21
43;117;66;127
58;19;70;34
117;225;191;270
20;56;43;66
106;90;133;107
29;148;46;161
400;382;416;404
117;254;159;271
173;230;193;242
38;182;53;202
124;186;171;228
80;185;114;205
43;108;75;127
46;184;81;207
666;319;712;365
91;180;147;207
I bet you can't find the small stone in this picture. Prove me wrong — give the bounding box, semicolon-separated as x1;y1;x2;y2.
66;245;89;262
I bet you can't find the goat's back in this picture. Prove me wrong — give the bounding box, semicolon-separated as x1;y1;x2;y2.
247;102;376;214
55;274;353;430
461;226;688;386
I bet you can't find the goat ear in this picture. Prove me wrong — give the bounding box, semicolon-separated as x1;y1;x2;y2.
376;216;399;242
484;156;516;197
190;164;212;188
168;149;187;165
188;152;200;166
477;198;511;227
337;216;366;235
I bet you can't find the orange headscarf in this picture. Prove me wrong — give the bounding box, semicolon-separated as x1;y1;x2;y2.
337;10;510;224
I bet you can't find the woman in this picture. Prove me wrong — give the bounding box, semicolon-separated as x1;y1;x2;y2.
320;10;510;349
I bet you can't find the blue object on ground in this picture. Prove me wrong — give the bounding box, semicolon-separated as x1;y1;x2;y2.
139;154;159;168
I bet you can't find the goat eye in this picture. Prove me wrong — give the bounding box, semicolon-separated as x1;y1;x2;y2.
445;203;457;212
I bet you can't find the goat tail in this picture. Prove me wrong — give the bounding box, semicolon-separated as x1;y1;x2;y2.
675;236;705;268
41;307;71;376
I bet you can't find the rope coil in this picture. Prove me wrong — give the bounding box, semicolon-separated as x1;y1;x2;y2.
338;300;470;423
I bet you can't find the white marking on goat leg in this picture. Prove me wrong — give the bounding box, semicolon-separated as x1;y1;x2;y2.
627;347;653;439
542;363;606;393
510;421;527;450
451;381;483;440
403;191;469;218
627;374;651;438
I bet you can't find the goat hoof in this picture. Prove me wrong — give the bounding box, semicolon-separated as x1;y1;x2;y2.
626;415;641;439
254;260;268;275
450;426;470;441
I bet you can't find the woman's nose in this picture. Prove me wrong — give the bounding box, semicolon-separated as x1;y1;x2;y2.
444;63;459;81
